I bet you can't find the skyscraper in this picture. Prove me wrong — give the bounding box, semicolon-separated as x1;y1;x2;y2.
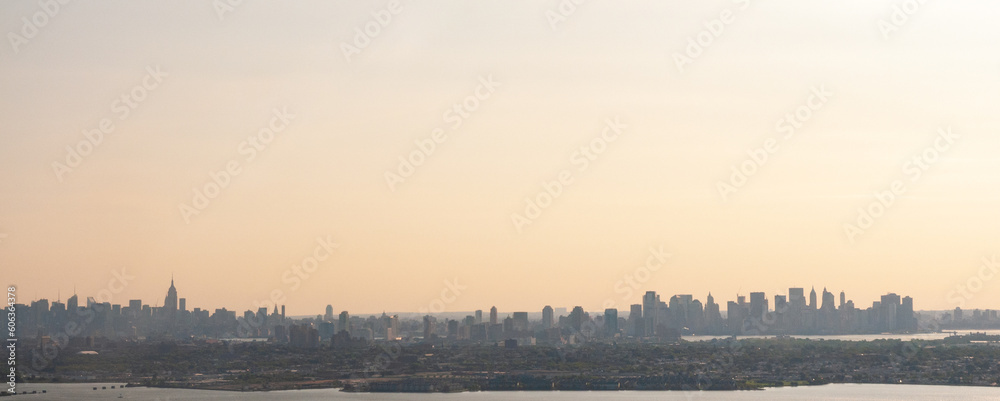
512;312;529;332
788;288;805;308
821;288;835;311
489;306;498;325
423;315;435;340
642;291;659;336
338;311;350;334
325;305;334;322
880;293;902;331
542;305;554;328
568;306;585;331
901;296;916;330
749;292;767;319
703;294;721;329
809;287;817;310
629;303;643;336
475;309;483;324
773;295;787;311
163;276;178;313
670;295;694;327
386;314;400;339
727;300;745;333
66;293;78;313
604;308;618;337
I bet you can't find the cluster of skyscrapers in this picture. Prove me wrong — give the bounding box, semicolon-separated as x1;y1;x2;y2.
13;280;937;350
12;278;284;342
633;288;918;338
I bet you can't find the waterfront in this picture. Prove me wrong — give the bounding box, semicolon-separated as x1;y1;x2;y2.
9;383;1000;400
683;329;1000;342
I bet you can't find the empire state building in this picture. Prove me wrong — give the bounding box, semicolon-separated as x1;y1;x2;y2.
164;276;178;312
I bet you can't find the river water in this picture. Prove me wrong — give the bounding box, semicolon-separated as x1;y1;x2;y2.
682;329;1000;342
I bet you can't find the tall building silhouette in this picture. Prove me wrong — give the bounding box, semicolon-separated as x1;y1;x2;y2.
788;288;805;308
821;288;835;311
642;291;659;336
542;305;554;328
629;303;643;336
338;311;350;334
749;292;767;319
808;287;817;310
489;306;498;325
423;315;435;339
604;308;618;336
568;306;585;331
67;293;78;313
512;312;528;332
163;276;178;313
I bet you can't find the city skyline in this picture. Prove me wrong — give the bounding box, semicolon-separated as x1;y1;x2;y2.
6;0;1000;396
7;253;1000;316
15;277;984;317
30;276;1000;345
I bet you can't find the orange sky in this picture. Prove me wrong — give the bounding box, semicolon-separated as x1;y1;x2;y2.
2;0;1000;316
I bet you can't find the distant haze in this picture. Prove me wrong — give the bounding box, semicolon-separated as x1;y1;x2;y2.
2;0;999;315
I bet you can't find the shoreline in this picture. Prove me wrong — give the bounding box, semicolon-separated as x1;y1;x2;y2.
10;382;1000;396
136;380;1000;394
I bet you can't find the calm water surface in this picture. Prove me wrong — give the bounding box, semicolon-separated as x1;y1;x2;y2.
683;329;1000;342
12;383;1000;400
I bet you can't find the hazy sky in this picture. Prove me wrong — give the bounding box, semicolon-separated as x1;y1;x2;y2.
2;0;1000;315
